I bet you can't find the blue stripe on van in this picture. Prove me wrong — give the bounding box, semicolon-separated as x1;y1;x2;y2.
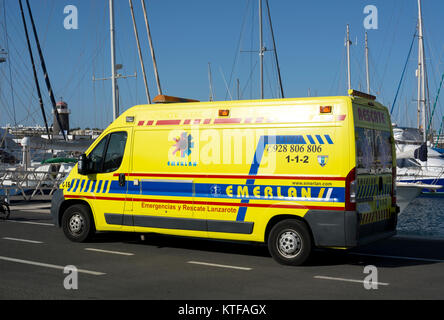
324;134;334;144
67;179;77;192
76;180;85;193
83;180;90;193
97;180;103;193
75;135;341;223
102;181;109;193
89;181;96;193
238;135;311;221
315;135;325;145
306;135;316;145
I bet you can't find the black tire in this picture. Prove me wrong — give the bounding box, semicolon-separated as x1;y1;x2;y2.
0;202;10;220
62;204;95;242
268;219;312;266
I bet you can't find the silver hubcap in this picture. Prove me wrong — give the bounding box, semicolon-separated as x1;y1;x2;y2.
69;214;84;234
277;230;302;258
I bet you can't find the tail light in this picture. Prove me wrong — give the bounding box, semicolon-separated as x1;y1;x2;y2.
345;168;356;211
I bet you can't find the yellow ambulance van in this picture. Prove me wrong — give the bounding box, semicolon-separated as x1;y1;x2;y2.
51;90;399;265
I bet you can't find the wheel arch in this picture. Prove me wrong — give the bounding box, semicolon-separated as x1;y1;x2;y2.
264;214;314;244
58;199;94;227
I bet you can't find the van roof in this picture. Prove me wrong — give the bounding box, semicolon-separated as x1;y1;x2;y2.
123;95;385;114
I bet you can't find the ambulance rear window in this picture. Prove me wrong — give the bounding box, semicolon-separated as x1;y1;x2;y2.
356;127;392;172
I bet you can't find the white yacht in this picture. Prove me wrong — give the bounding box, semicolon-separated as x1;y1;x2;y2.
394;127;444;195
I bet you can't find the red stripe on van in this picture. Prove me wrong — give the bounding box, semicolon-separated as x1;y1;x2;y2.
64;195;345;211
157;120;182;126
214;118;242;124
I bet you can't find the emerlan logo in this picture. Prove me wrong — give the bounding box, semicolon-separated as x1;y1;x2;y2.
172;132;194;158
63;5;78;30
363;5;378;30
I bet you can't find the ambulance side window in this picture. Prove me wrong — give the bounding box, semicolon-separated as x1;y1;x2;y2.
103;132;127;173
88;131;128;174
88;137;108;173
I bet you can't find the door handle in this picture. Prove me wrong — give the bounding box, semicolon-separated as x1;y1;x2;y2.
119;173;126;187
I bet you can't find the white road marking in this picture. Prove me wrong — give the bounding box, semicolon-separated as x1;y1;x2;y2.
2;237;43;244
187;261;252;271
85;248;134;256
349;252;444;263
7;220;54;227
314;276;389;286
0;256;106;276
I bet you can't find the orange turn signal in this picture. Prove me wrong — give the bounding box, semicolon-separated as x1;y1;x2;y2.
320;106;332;114
219;110;230;117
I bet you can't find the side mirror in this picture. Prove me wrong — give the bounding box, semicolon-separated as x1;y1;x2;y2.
78;154;89;175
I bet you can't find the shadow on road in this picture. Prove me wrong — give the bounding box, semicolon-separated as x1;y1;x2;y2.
87;232;444;268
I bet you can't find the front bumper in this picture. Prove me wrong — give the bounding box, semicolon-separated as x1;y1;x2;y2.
51;189;65;227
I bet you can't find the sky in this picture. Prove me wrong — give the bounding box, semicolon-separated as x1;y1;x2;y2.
1;0;444;132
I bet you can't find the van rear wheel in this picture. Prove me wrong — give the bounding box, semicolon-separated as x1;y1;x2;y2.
62;204;95;242
268;219;312;266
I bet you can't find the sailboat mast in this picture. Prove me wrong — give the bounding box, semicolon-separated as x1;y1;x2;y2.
365;32;370;94
129;0;151;104
259;0;264;99
109;0;118;120
346;24;352;92
208;63;214;102
265;0;284;98
417;0;426;142
24;0;66;141
141;0;162;96
18;0;50;139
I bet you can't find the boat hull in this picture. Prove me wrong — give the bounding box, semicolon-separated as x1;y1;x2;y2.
398;178;444;194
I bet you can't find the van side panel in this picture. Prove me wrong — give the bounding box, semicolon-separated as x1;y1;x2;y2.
125;99;350;242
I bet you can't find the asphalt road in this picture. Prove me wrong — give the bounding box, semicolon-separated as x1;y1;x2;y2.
1;201;444;300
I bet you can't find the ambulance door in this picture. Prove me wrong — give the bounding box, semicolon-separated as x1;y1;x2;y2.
354;104;394;235
129;129;205;237
85;129;131;230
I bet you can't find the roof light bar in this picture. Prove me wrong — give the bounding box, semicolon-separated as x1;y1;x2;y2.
153;95;200;104
348;89;376;101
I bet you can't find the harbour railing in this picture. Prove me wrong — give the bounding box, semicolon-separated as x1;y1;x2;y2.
0;169;68;202
397;165;444;185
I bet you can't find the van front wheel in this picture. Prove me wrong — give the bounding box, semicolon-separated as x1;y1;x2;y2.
268;219;312;266
62;204;95;242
